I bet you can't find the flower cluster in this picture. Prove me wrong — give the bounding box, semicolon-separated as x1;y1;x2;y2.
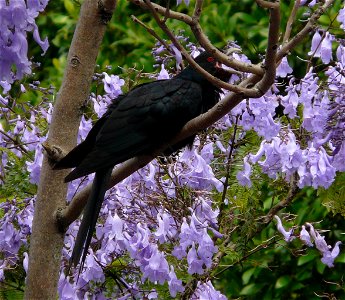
274;216;341;268
0;0;49;89
0;198;34;280
191;281;227;300
236;34;345;189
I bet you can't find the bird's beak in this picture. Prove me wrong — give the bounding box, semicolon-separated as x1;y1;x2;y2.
215;61;232;82
215;61;223;69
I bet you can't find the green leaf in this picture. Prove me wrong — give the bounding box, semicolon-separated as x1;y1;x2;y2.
242;268;256;285
64;0;76;16
335;252;345;264
316;260;326;274
240;283;265;296
275;275;291;289
297;252;318;266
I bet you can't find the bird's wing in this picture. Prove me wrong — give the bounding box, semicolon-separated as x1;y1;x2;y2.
64;78;202;181
53;95;126;170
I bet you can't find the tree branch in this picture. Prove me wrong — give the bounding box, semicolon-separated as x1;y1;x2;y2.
131;0;193;24
255;0;280;93
282;0;301;44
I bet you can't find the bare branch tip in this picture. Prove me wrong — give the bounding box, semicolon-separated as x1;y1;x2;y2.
55;206;68;233
42;141;65;163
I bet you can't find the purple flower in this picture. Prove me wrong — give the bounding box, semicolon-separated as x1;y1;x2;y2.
308;30;322;57
194;197;219;227
281;81;299;118
191;281;227;300
142;247;170;284
172;244;187;260
0;261;5;281
58;274;78;300
0;0;49;84
321;241;342;268
197;229;217;268
308;0;317;7
80;250;105;283
157;64;170;80
240;109;254;130
236;156;252;187
200;140;215;164
78;116;92;142
20;84;26;93
23;252;29;274
299;225;313;247
277;56;293;78
26;144;44;184
127;223;151;260
249;138;282;179
173;146;221;191
274;216;295;242
176;0;190;6
337;5;345;29
308;31;333;64
244;93;280;140
92;95;109;118
17;199;34;235
0;81;10;94
333;143;345;172
154;212;175;243
307;223;342;267
298;144;336;188
168;266;184;297
102;73;125;99
137;162;157;190
187;243;204;275
97;211;127;251
170;45;183;70
178;217;201;249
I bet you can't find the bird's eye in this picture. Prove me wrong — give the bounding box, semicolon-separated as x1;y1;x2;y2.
207;57;215;62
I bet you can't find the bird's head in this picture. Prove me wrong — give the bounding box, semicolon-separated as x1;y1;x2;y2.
181;51;232;83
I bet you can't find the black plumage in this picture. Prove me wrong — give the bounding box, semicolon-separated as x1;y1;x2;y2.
54;51;230;271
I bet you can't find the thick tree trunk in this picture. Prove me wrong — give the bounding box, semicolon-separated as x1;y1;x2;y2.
24;1;117;298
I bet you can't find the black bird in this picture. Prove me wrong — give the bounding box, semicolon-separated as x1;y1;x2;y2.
54;51;231;271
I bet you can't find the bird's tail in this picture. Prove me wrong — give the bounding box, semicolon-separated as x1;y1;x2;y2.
69;167;112;274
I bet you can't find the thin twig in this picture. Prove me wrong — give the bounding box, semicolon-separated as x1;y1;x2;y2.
256;0;280;9
0;129;29;154
218;115;239;227
283;0;301;43
261;173;299;225
130;15;172;53
192;0;203;21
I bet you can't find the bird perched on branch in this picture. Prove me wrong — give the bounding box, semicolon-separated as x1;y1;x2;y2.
54;51;231;272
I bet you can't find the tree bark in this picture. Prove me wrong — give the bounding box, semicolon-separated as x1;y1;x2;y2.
24;1;116;298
